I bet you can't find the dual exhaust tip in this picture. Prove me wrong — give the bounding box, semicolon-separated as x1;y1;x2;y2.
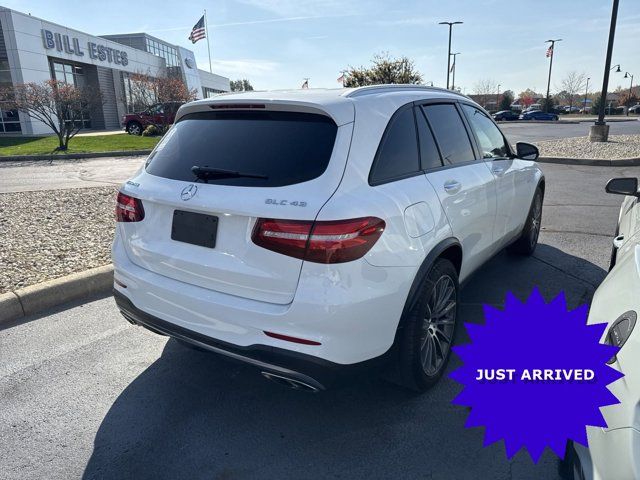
261;371;320;393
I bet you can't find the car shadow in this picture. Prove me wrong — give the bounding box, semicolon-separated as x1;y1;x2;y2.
82;244;604;480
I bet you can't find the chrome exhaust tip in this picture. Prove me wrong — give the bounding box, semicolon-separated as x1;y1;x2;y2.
261;371;320;393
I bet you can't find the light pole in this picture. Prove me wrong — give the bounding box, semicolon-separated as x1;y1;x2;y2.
583;77;590;114
591;0;619;142
544;38;562;112
624;72;634;115
496;83;501;110
439;21;463;89
450;52;460;90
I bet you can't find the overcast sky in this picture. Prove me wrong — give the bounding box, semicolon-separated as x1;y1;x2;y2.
11;0;640;94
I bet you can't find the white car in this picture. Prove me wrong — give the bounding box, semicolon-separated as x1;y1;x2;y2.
562;177;640;480
112;85;544;392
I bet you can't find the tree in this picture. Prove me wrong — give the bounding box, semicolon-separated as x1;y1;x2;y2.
0;80;102;151
540;96;556;113
499;90;514;111
619;91;639;107
343;52;423;87
558;71;587;112
230;79;254;92
473;79;499;108
126;73;197;132
518;89;537;109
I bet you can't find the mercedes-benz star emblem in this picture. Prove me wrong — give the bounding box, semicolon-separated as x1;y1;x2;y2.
181;184;198;201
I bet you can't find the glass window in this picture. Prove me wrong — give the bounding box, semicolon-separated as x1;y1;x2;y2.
146;111;338;187
369;107;420;184
422;104;475;166
461;104;510;159
415;107;443;170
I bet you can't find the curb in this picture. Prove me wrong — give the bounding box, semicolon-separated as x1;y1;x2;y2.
537;156;640;166
0;150;152;162
0;264;114;326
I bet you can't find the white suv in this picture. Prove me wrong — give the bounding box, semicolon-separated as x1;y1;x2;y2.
112;85;544;392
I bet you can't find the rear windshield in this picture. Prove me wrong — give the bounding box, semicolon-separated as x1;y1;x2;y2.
145;110;338;187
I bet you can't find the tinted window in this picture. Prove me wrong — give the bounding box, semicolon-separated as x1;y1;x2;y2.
422;104;475;165
415;107;443;170
462;104;510;159
370;108;420;184
146;111;337;187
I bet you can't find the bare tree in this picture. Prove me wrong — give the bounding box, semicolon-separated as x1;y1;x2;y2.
0;80;102;151
558;71;587;112
126;73;198;132
473;79;499;108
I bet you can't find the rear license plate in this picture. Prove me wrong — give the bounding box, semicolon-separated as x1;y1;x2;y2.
171;210;218;248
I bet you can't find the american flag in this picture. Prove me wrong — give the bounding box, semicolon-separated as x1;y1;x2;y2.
546;45;553;58
337;73;345;84
301;79;309;89
188;15;206;44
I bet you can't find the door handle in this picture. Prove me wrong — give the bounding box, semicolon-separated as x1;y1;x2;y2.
443;180;461;194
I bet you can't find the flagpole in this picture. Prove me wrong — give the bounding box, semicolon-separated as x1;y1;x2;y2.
204;9;212;73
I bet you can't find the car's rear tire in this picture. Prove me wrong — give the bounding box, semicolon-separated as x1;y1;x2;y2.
395;258;459;392
508;187;543;255
127;121;142;136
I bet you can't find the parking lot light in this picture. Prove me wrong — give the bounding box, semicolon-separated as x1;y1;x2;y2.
439;21;463;89
624;72;634;116
590;0;620;142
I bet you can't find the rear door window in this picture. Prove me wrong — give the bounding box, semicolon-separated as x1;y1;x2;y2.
146;111;338;187
369;107;420;185
421;104;476;166
415;107;443;170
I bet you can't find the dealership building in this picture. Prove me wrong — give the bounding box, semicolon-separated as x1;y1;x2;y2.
0;6;230;135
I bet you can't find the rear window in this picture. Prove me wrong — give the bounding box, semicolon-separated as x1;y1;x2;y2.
145;111;338;187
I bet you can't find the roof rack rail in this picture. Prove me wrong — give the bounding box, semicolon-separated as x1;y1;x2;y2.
343;84;470;100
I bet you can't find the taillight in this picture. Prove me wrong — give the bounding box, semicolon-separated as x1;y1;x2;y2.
252;217;385;264
115;192;145;222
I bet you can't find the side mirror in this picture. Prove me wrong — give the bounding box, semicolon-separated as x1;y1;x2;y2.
515;142;539;161
606;177;639;196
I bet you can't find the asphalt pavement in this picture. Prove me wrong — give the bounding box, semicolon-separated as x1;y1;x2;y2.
2;162;637;479
500;119;640;143
0;156;145;193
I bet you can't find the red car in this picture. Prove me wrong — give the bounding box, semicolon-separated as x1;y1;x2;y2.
122;102;183;135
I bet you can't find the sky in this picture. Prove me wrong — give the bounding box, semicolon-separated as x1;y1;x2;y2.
10;0;640;95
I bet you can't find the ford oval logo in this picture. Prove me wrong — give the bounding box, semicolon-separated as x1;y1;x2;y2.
181;184;198;201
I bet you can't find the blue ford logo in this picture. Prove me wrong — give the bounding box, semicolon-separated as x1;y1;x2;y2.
181;184;198;201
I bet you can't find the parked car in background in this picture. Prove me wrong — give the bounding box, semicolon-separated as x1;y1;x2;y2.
122;101;184;135
628;104;640;114
561;177;640;480
523;104;542;113
563;106;581;113
493;110;520;121
112;85;545;393
519;110;559;121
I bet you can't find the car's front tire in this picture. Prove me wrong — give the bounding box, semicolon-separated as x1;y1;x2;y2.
395;258;459;392
508;187;543;255
127;121;143;136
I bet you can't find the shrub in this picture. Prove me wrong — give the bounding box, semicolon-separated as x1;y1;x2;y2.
142;125;160;136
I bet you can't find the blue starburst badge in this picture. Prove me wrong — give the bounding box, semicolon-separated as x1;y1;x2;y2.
449;289;624;462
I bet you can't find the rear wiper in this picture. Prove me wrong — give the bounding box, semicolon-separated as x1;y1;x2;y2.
191;166;268;182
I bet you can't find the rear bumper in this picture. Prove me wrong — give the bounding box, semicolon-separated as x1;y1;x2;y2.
114;290;387;390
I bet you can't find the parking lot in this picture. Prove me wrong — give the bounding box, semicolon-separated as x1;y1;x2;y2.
1;159;637;479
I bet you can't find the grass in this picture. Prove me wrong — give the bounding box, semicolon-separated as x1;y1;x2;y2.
0;134;160;156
